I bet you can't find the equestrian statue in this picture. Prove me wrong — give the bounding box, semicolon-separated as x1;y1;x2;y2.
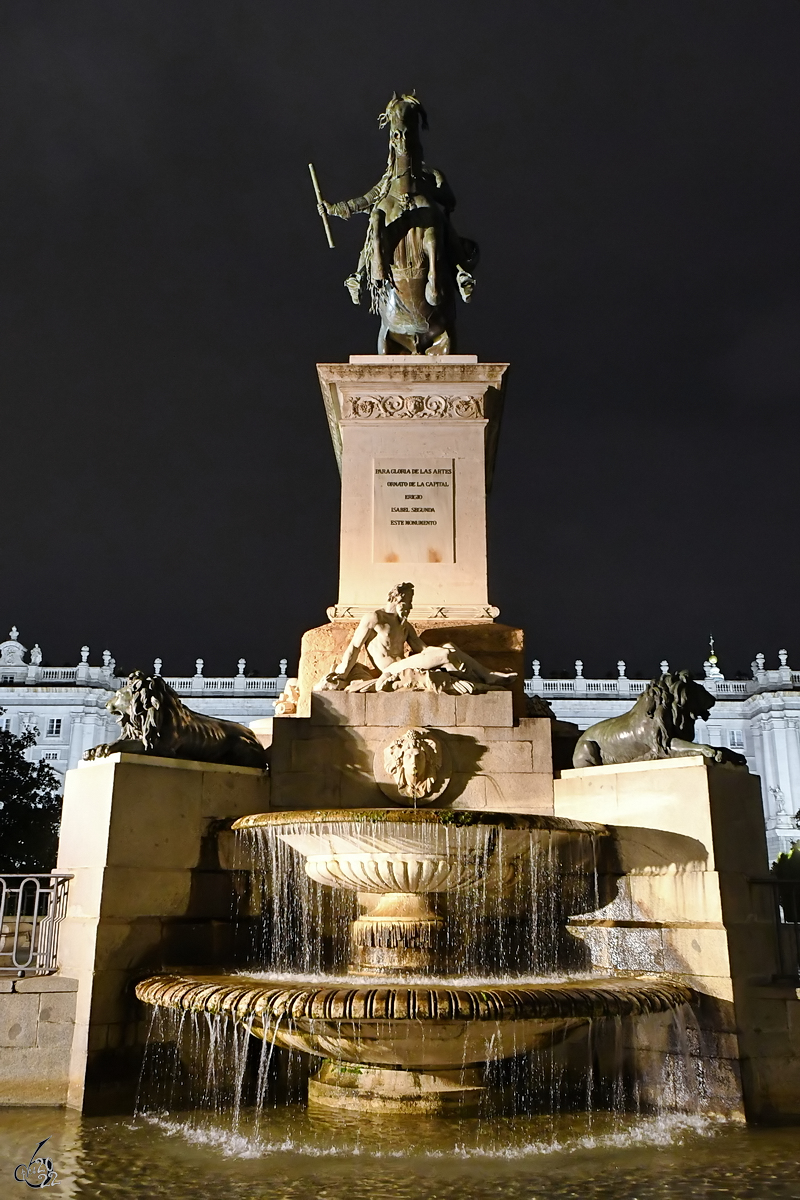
312;93;478;355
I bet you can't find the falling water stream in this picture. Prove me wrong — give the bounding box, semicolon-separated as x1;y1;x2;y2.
235;817;601;977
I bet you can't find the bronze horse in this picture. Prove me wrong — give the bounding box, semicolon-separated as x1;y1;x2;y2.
321;94;477;354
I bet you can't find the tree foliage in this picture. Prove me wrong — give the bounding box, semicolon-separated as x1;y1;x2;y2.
0;709;62;872
772;842;800;882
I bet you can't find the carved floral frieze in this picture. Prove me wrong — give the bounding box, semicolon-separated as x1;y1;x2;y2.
342;394;484;420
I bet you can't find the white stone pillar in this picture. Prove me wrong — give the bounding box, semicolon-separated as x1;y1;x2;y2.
554;757;798;1122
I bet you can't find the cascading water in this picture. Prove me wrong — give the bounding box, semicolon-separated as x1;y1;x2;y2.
236;812;601;978
135;809;698;1128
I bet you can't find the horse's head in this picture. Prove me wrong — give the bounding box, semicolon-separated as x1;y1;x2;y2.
379;93;427;165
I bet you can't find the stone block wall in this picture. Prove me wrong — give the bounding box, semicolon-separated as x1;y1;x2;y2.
56;753;270;1112
269;691;555;813
0;976;77;1105
555;756;800;1122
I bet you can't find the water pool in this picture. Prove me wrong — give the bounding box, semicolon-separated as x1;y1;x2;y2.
2;1106;799;1199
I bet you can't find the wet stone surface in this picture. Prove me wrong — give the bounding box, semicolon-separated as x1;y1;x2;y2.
1;1106;800;1199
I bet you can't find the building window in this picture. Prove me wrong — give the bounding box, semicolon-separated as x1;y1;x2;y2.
46;718;62;738
1;717;10;731
728;729;745;750
42;750;60;761
1;675;13;684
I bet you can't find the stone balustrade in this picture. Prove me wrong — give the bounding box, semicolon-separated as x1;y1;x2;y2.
524;649;796;700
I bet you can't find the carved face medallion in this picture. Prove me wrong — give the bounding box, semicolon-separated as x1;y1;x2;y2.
375;727;452;806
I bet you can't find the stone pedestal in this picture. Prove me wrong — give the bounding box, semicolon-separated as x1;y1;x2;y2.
304;354;522;710
56;754;269;1111
270;690;555;814
554;757;800;1122
275;356;538;813
317;356;508;618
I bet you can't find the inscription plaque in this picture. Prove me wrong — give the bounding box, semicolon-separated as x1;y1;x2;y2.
373;459;455;564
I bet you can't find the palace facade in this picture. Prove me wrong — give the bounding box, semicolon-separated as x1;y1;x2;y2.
1;625;797;860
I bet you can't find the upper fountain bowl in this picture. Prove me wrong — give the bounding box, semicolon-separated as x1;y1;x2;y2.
232;809;609;894
232;810;611;974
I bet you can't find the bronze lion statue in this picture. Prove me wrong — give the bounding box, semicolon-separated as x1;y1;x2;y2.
84;670;268;769
572;670;747;769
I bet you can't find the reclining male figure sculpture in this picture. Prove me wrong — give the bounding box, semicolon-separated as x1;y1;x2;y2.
315;583;515;694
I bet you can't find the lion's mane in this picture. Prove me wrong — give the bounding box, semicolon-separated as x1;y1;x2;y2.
118;671;163;750
111;670;267;769
572;670;720;769
642;670;708;756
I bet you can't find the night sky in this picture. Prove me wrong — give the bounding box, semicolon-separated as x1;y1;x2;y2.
2;1;798;682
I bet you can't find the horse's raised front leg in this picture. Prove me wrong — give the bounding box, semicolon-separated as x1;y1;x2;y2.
423;226;440;307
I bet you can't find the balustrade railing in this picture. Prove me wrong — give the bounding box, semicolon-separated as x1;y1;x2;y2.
0;874;72;975
162;675;283;695
38;668;78;682
525;674;761;700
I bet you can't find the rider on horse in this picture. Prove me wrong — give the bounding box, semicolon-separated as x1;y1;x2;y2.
319;94;478;354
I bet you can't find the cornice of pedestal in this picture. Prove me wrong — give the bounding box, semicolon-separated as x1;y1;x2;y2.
317;357;509;490
327;604;501;621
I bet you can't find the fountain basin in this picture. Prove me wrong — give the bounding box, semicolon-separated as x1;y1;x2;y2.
233;809;610;974
135;972;692;1114
231;810;607;882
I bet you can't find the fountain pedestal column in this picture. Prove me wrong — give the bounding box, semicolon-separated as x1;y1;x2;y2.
350;891;443;974
308;1061;485;1115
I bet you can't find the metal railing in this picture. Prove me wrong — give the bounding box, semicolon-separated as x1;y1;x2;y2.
751;877;800;983
0;874;72;975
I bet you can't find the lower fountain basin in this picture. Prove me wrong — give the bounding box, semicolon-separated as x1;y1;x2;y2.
136;972;692;1112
